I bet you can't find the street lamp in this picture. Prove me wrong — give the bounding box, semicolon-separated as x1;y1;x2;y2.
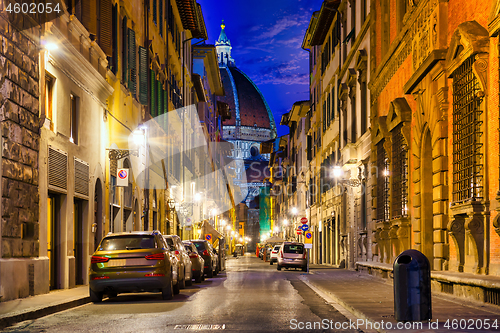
331;165;362;187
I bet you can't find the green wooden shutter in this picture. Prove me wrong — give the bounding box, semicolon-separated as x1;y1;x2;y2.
138;46;148;104
158;82;163;117
164;89;168;114
128;28;136;94
151;70;157;117
121;17;128;83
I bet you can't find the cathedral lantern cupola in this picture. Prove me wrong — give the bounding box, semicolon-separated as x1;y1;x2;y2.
216;20;235;67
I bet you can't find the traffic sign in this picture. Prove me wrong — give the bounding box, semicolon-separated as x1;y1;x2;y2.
301;224;309;231
300;217;308;224
296;229;302;235
304;231;313;243
205;234;212;243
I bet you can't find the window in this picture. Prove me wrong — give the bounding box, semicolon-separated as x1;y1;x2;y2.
283;244;304;254
98;235;156;251
391;124;408;218
121;16;128;83
153;0;157;25
45;74;54;129
70;94;78;144
452;55;483;202
376;140;389;221
360;76;367;134
350;89;356;142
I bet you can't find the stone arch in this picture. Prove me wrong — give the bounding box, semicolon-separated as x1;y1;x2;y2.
420;126;434;269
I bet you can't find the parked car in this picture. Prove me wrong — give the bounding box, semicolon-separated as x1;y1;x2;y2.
89;231;174;303
277;242;307;271
269;244;282;265
164;235;193;291
191;240;218;278
183;241;205;283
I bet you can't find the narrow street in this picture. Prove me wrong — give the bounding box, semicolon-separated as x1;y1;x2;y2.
3;255;359;333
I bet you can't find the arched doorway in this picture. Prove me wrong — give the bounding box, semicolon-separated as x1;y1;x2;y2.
134;199;139;231
421;129;434;268
93;179;103;251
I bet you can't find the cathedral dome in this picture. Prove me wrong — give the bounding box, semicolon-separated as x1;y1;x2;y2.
215;22;276;141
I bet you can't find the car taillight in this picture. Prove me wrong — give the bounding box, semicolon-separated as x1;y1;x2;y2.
202;250;209;256
91;276;109;280
145;273;165;277
91;256;109;264
145;253;165;260
280;252;283;258
272;251;277;254
303;252;307;259
189;253;198;258
174;250;180;255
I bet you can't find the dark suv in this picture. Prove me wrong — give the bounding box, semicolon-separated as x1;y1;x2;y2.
190;240;218;278
89;231;174;302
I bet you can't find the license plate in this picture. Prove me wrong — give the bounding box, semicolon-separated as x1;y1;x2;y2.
107;258;146;267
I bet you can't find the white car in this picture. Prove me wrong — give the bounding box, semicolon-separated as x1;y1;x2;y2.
269;244;282;265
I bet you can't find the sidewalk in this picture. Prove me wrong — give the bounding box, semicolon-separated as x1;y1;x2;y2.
0;285;89;330
301;266;500;333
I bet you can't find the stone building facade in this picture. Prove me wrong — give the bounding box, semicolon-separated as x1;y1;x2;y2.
0;12;42;299
272;0;500;305
0;0;229;302
364;0;500;303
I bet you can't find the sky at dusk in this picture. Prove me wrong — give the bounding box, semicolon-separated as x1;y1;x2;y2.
197;0;324;137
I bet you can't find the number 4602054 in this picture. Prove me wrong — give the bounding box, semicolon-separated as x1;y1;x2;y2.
5;1;61;14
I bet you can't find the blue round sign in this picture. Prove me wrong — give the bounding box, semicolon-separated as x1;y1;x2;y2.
305;232;312;239
301;224;309;231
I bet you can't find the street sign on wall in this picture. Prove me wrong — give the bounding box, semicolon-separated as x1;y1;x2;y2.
300;217;308;224
301;224;309;231
117;169;129;187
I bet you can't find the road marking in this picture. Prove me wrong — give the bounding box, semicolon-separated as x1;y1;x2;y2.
174;324;225;330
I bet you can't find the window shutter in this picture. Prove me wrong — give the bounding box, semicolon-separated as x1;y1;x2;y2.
159;0;163;36
164;88;168;114
153;0;157;25
80;0;97;36
138;46;148;104
111;4;118;73
128;28;136;94
158;81;163;117
122;17;128;83
99;0;113;56
151;70;157;117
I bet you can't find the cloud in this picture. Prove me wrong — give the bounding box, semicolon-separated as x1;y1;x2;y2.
253;63;309;85
252;14;309;41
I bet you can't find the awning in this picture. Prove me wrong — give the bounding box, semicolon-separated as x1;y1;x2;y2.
200;221;222;239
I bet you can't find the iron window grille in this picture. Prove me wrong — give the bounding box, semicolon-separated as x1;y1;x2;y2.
377;140;390;221
452;55;484;203
391;123;408;218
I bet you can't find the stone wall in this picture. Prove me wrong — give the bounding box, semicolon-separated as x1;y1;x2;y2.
0;15;40;259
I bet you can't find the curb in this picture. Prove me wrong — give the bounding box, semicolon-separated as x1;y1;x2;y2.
0;296;90;330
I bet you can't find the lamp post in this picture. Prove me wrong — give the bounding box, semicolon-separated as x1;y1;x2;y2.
291;207;298;241
331;165;363;269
